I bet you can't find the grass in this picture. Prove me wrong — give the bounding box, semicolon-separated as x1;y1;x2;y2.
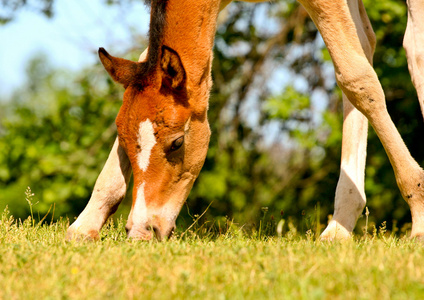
1;207;424;300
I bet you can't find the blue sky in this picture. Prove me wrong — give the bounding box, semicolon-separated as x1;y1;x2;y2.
0;0;150;98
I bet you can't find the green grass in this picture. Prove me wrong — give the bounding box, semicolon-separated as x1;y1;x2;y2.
1;208;424;300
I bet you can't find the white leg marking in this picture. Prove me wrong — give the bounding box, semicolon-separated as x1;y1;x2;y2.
137;119;156;172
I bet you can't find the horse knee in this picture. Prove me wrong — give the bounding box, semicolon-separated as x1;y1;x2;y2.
335;58;386;117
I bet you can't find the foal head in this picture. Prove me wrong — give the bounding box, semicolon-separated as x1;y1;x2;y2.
99;46;211;240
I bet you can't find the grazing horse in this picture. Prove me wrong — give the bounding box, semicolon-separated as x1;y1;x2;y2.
67;0;424;241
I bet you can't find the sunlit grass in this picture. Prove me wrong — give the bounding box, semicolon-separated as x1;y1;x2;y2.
1;206;424;300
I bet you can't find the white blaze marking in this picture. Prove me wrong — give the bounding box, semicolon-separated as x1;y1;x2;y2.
137;119;156;172
133;182;147;223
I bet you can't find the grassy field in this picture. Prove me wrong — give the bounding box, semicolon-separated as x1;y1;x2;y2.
1;208;424;300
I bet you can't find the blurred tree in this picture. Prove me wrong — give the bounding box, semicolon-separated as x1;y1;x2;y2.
188;0;424;232
188;1;342;228
0;54;125;217
0;0;54;24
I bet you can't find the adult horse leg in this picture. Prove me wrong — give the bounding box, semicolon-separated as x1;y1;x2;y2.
299;0;424;239
321;0;374;239
404;0;424;118
321;96;368;239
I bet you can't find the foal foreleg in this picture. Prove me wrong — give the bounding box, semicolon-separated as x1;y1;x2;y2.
404;0;424;119
66;137;132;240
66;49;150;241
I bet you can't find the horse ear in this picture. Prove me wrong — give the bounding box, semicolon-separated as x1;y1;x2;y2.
160;46;186;91
99;48;139;88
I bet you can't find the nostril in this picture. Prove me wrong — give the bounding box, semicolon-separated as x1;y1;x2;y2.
145;224;161;239
152;226;160;238
142;223;174;241
167;226;176;239
144;224;155;232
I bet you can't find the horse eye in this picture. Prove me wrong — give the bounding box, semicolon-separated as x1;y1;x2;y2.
170;136;184;151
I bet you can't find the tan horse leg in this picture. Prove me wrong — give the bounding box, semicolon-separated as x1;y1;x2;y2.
404;0;424;118
321;96;368;239
321;0;373;239
299;0;424;239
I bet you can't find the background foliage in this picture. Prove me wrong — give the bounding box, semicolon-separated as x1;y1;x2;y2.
1;0;423;234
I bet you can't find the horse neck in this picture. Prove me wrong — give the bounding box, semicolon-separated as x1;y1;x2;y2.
162;0;221;86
